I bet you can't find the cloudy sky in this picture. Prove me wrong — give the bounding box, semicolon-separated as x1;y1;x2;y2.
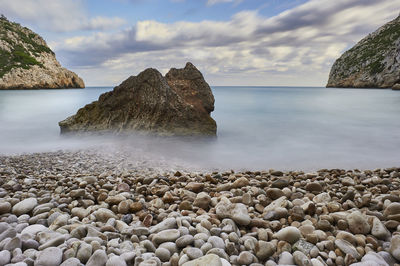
1;0;399;86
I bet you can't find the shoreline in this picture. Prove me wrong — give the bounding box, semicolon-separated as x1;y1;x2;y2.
0;150;399;265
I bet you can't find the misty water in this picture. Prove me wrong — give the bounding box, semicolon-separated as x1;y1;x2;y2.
1;86;400;171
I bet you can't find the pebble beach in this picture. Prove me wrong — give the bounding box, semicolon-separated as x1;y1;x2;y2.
0;150;399;266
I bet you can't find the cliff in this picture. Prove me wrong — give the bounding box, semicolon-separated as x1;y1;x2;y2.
327;15;400;89
59;63;217;136
0;16;84;89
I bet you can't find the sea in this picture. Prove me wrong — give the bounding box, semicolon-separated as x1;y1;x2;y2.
1;86;400;171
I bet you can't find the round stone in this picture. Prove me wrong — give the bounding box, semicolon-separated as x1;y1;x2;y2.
60;258;82;266
106;256;127;266
371;217;390;240
12;198;38;216
181;254;222;266
155;247;171;262
186;247;203;260
346;211;370;235
77;242;92;263
335;239;361;260
278;251;294;265
215;198;251;226
232;177;249;188
179;201;192;211
118;200;130;214
274;226;301;244
193;192;211;210
122;214;133;224
237;251;253;265
0;202;11;214
266;188;285;200
390;235;400;261
208;236;225;250
176;235;194;248
305;182;323;192
35;247;62;266
153;229;180;244
293;251;312;266
86;249;108;266
255;240;275;260
0;250;11;266
93;208;118;223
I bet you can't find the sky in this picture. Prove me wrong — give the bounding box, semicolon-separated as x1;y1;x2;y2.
1;0;400;86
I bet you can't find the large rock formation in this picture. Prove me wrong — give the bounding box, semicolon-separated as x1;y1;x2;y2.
0;16;84;89
327;15;400;89
59;63;217;136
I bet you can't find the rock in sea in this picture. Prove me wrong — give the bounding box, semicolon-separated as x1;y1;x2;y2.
59;62;216;136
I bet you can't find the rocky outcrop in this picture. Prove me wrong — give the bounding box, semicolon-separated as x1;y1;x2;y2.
0;16;84;89
59;63;216;136
327;15;400;89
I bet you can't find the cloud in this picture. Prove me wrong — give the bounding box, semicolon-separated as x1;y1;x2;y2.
206;0;243;6
54;0;400;86
0;0;126;32
206;0;234;6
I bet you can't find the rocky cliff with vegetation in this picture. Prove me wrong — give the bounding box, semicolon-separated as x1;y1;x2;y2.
327;15;400;89
0;16;84;89
59;63;217;136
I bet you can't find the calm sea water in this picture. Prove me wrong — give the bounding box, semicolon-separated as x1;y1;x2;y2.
0;86;400;170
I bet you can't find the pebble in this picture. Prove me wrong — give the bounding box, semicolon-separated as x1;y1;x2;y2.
371;217;390;240
155;247;170;262
182;254;222;266
293;250;312;266
305;182;323;192
60;257;82;266
0;250;11;265
274;226;301;244
389;235;400;261
34;247;63;266
0;202;11;215
335;239;361;260
106;256;127;266
86;249;108;266
76;242;92;263
237;251;254;265
346;211;370;235
0;152;398;266
208;236;225;250
186;247;203;260
266;188;285;200
215;197;251;225
176;235;194;248
193;192;212;210
153;229;181;244
278;251;294;265
12;198;37;216
255;240;275;260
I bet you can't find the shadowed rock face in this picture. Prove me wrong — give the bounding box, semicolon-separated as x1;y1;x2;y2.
327;15;400;89
59;63;217;136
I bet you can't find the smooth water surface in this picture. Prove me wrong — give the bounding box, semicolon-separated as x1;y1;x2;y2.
1;86;400;170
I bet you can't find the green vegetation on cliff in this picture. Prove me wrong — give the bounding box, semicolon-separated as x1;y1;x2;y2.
327;15;400;88
336;18;400;78
0;15;54;78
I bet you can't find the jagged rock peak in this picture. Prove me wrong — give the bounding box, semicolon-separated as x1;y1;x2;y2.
0;16;84;89
59;63;217;136
327;15;400;89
